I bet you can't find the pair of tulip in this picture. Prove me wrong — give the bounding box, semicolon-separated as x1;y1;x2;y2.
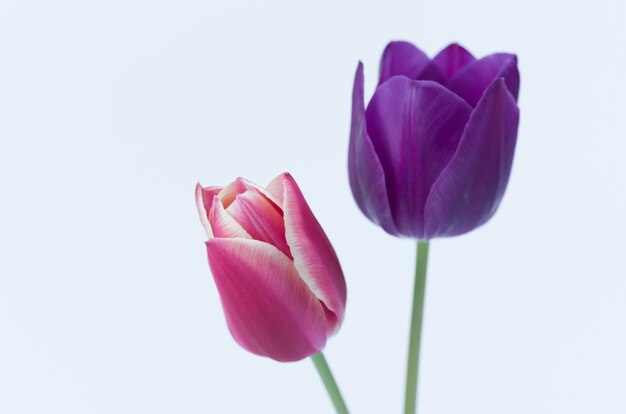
196;42;520;362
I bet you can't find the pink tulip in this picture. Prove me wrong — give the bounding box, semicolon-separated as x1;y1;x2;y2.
196;173;347;362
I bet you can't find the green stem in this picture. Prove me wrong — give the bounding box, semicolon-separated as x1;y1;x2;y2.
404;241;430;414
311;352;349;414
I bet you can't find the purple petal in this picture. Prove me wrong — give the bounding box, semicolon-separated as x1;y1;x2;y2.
348;62;399;235
274;173;347;335
207;238;327;362
447;53;519;107
424;79;520;238
378;41;430;85
365;77;472;238
420;43;476;83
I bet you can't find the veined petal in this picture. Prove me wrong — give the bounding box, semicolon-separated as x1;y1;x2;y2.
447;53;519;107
348;62;398;235
424;78;520;238
273;173;347;334
207;238;327;362
365;76;472;238
226;190;291;258
420;43;476;83
196;183;222;237
210;196;251;239
379;41;430;85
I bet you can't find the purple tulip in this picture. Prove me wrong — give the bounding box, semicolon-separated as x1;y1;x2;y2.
196;173;346;362
349;42;520;239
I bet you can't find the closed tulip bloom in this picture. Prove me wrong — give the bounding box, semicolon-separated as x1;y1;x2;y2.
195;173;346;362
349;42;520;239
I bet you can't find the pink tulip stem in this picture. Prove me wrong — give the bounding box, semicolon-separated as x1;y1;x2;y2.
404;241;430;414
311;352;349;414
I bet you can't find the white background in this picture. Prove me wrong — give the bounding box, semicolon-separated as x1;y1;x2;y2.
1;0;625;413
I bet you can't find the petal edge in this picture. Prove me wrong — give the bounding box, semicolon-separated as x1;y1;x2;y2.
278;173;347;334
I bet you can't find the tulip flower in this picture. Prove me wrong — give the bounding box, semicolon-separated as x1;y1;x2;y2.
349;41;520;240
195;173;347;363
349;41;521;414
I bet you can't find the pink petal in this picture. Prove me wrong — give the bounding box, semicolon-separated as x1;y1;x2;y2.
196;183;222;237
217;179;248;208
207;238;327;362
265;174;285;206
238;177;283;207
225;190;291;258
210;196;251;239
274;173;347;334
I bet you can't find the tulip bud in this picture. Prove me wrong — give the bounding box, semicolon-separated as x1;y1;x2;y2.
349;42;520;239
196;173;346;362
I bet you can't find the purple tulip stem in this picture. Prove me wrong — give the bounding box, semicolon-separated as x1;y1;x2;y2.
405;241;430;414
311;352;350;414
